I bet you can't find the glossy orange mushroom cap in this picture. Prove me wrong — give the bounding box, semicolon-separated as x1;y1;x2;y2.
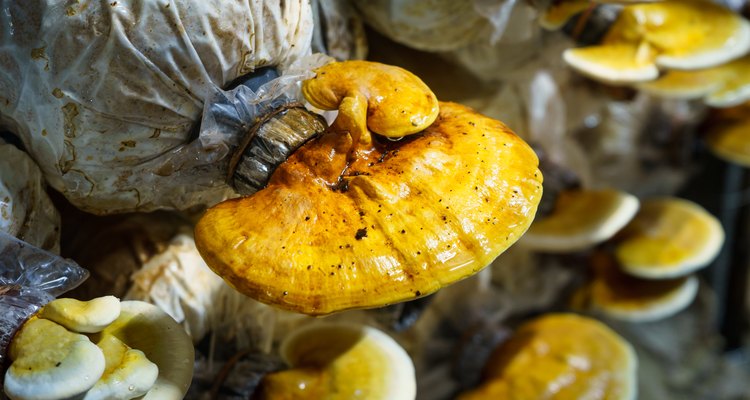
195;61;542;315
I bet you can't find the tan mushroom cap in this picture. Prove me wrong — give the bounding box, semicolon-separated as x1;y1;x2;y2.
96;301;194;400
637;55;750;107
255;323;416;400
520;189;639;252
459;313;637;400
564;0;750;83
614;197;724;279
706;117;750;167
574;252;699;322
196;61;542;315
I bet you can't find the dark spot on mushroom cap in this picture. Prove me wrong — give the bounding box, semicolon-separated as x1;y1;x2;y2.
355;228;368;240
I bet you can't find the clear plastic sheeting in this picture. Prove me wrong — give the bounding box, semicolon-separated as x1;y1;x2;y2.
0;140;60;252
144;54;330;203
0;0;314;214
0;232;88;369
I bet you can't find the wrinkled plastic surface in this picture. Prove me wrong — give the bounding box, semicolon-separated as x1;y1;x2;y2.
0;232;88;369
0;0;314;214
312;0;368;60
151;54;330;203
0;141;60;252
353;0;533;52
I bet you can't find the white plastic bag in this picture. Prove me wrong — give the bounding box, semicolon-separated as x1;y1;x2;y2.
0;140;60;252
0;0;314;214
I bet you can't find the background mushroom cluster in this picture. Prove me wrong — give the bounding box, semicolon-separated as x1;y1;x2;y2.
2;0;750;399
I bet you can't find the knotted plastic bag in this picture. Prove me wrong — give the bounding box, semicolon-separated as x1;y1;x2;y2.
0;0;314;214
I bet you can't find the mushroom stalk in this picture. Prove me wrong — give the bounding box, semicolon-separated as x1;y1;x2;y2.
228;103;327;196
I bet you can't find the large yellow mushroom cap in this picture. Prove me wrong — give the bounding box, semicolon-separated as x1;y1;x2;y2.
564;0;750;83
459;313;637;400
196;61;542;315
614;197;724;279
196;101;542;315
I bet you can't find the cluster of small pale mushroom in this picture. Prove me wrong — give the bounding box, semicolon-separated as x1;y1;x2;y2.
4;297;193;400
2;1;749;399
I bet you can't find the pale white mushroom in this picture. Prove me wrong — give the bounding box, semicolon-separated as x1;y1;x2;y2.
4;318;105;400
98;301;194;400
38;296;121;333
82;335;159;400
255;323;416;400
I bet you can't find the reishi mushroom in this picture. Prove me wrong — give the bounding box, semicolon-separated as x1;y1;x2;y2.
97;301;195;400
3;297;193;400
569;198;722;323
83;335;159;400
38;296;121;333
564;0;750;83
520;188;639;252
254;323;416;400
637;54;750;107
706;116;750;167
458;313;637;400
4;318;106;400
614;197;724;279
195;60;543;315
572;251;700;322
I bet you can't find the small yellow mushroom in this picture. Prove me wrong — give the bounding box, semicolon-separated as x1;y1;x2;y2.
38;296;121;333
302;60;439;146
196;61;542;315
459;313;637;400
573;252;700;322
637;54;750;107
706;117;750;167
98;301;194;400
520;189;639;252
83;335;159;400
564;0;750;83
4;319;106;400
255;323;416;400
614;197;724;279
